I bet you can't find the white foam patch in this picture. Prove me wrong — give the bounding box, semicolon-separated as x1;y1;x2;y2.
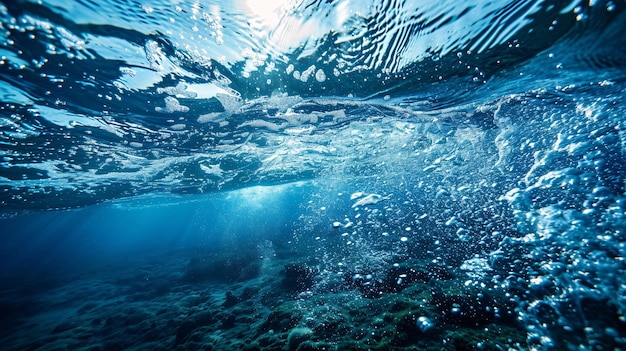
350;192;364;200
200;163;223;177
157;82;198;98
238;120;283;131
351;193;390;208
155;97;190;113
169;124;186;131
197;112;224;124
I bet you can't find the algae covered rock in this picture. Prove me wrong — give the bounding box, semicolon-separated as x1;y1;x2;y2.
287;327;313;351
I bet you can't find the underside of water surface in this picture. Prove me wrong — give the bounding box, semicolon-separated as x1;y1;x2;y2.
0;0;625;350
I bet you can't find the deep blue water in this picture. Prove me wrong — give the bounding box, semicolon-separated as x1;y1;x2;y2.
1;0;625;350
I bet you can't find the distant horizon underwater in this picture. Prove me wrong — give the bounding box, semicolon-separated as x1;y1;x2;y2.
1;0;626;350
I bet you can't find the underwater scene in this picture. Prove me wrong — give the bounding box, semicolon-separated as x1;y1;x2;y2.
1;0;625;350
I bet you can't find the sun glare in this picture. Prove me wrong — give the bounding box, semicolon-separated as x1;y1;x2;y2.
245;0;293;29
242;0;317;51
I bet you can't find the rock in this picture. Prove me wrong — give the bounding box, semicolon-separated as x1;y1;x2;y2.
194;310;213;327
343;264;450;298
382;266;429;293
241;344;261;351
287;327;313;351
52;321;76;334
343;271;384;298
240;287;258;300
424;263;453;280
184;252;260;283
282;264;316;292
431;291;495;327
311;312;348;339
174;310;213;345
220;314;236;329
258;308;301;334
175;320;197;345
223;291;240;307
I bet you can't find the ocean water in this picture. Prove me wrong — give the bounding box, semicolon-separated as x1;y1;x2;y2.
0;0;625;350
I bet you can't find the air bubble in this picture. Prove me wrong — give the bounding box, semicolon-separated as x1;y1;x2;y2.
607;1;615;11
315;69;326;82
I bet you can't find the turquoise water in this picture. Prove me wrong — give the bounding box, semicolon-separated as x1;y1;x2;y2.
1;1;625;350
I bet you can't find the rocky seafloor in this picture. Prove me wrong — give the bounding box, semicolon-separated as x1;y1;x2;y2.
0;237;623;351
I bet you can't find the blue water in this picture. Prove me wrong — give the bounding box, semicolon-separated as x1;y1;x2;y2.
1;0;625;350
